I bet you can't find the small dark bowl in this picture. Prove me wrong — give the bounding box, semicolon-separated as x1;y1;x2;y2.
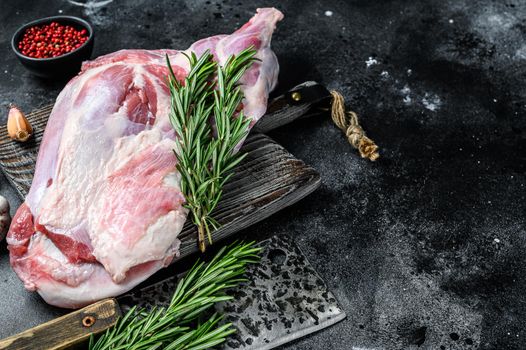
11;16;94;79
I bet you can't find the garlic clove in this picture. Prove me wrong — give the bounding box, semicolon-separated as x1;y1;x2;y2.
7;104;33;142
0;195;10;242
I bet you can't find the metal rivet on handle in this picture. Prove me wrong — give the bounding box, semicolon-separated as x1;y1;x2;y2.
82;315;96;328
291;92;302;101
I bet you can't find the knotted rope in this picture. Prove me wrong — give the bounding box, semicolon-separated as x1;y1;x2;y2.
330;90;379;161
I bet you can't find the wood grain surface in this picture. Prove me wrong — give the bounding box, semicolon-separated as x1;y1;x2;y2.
0;82;327;258
0;299;121;350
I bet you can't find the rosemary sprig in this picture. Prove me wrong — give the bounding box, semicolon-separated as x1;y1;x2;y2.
167;48;257;252
89;242;261;350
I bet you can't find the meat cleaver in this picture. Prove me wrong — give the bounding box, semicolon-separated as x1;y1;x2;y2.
0;235;345;350
120;235;346;350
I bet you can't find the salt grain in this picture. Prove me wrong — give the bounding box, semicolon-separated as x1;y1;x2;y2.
401;85;412;104
365;57;378;67
422;93;442;111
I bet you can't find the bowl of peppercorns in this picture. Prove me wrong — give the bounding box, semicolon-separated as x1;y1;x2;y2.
11;16;94;79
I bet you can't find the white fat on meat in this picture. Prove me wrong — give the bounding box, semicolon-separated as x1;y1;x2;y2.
7;8;284;308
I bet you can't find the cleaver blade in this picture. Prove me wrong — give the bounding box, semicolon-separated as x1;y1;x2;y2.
119;235;346;349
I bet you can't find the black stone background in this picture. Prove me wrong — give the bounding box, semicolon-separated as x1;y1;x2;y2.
1;1;525;349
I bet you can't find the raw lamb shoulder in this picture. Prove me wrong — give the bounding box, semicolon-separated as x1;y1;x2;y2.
7;8;283;308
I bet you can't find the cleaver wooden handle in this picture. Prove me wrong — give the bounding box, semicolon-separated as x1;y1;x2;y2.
0;298;121;350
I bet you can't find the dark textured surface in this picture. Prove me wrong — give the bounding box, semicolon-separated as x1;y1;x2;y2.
0;1;524;349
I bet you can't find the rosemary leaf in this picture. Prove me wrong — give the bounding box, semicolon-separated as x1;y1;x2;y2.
89;242;261;350
167;47;257;252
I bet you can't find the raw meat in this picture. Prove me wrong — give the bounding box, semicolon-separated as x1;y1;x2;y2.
7;8;283;308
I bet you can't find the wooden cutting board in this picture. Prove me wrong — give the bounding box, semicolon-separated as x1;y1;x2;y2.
0;81;330;259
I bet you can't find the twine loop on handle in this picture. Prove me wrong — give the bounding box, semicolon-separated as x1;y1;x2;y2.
330;90;379;161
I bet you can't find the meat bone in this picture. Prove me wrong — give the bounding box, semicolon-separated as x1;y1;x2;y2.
0;81;331;350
